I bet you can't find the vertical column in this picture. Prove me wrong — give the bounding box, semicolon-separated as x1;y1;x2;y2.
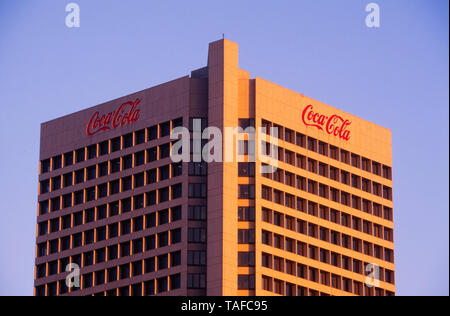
207;39;239;296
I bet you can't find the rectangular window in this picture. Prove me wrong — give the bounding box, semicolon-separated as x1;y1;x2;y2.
238;229;255;244
238;275;255;290
188;183;207;198
238;162;255;177
238;252;255;267
238;184;255;199
238;207;255;222
188;228;207;243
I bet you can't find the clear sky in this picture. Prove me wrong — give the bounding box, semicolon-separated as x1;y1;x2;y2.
0;0;448;296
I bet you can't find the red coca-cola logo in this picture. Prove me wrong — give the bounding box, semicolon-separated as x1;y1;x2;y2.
301;104;351;141
86;98;141;136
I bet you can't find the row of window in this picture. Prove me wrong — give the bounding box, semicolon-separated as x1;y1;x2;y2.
262;225;394;269
38;204;181;237
39;181;182;216
261;182;393;224
36;272;181;296
36;248;181;281
40;118;183;174
262;203;394;244
261;152;393;201
261;119;393;180
37;221;182;258
261;274;394;296
39;148;179;196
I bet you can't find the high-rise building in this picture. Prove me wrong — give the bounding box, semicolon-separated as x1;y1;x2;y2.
34;39;395;296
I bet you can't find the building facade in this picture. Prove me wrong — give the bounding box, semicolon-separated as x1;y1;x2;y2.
34;39;395;296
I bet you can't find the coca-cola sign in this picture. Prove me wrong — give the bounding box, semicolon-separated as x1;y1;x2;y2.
86;98;141;136
301;104;351;141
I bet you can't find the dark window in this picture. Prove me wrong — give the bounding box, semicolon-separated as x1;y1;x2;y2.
171;206;182;222
87;145;97;160
148;125;158;141
171;228;182;244
122;155;132;170
160;122;171;138
123;133;133;149
159;144;171;159
111;158;120;173
52;155;62;170
188;206;207;221
148;147;158;162
238;184;255;199
158;231;169;247
172;184;182;199
159;165;170;181
147;169;157;184
122;176;133;192
188;228;207;243
238;275;255;290
238;162;255;177
111;137;121;152
136;129;146;145
99;141;109;156
76;148;85;163
135;151;145;166
41;159;51;174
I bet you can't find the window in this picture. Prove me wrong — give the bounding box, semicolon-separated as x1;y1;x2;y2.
160;121;171;138
123;133;133;149
238;252;255;267
159;187;169;203
238;207;255;222
135;129;146;145
188;228;206;243
99;141;109;156
172;163;183;177
148;147;158;162
187;274;206;289
110;158;120;174
238;229;255;244
238;118;255;130
41;159;51;174
188;183;207;198
159;165;170;181
122;155;132;170
148;125;158;141
145;235;156;251
159;143;171;159
238;184;255;199
52;155;62;170
383;165;392;180
238;162;255;177
158;254;168;270
40;180;49;194
147;169;157;184
171;228;182;244
188;251;206;266
172;117;183;129
307;137;317;152
63;173;73;188
135;151;145;166
188;206;207;221
238;275;255;290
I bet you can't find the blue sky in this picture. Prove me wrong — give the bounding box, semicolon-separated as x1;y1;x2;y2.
0;0;448;296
